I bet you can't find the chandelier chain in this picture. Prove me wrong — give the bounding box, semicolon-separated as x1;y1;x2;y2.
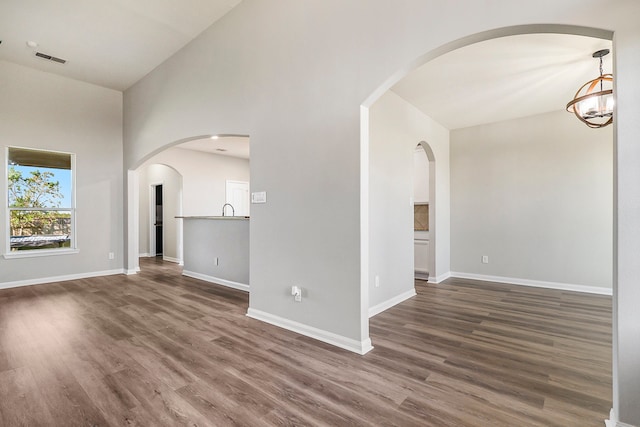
599;56;604;91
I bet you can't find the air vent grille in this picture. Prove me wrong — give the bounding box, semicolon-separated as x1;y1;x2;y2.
35;51;67;64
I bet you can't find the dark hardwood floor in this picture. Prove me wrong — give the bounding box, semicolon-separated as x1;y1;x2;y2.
0;258;612;426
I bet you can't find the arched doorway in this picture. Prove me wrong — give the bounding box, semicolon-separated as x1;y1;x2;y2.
137;163;183;267
414;141;436;280
363;23;615;424
125;134;250;274
362;23;614;339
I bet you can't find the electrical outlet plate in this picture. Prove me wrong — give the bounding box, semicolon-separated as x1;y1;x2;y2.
482;255;489;264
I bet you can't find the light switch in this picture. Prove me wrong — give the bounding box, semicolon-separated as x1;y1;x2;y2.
251;191;267;204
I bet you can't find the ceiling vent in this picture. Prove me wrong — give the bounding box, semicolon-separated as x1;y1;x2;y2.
35;51;66;64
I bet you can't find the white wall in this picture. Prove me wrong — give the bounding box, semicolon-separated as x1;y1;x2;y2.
138;164;182;262
368;91;450;312
122;1;640;420
613;16;640;424
450;110;613;290
140;147;249;216
0;60;123;286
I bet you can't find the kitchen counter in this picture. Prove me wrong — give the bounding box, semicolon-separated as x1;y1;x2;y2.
175;216;249;220
180;216;249;292
414;230;430;241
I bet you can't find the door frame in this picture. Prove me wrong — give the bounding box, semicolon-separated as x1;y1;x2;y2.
225;180;250;216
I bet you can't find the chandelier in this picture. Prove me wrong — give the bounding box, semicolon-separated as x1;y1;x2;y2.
566;49;613;128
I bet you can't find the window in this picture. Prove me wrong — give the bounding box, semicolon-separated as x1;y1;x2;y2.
6;147;75;255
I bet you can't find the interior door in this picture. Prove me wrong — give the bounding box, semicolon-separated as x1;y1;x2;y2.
225;180;250;216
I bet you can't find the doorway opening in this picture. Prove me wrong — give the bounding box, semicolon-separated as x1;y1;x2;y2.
413;142;436;281
151;183;163;256
362;25;614;343
137;164;183;268
126;134;250;275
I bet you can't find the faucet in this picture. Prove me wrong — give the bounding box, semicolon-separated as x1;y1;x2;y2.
221;203;235;217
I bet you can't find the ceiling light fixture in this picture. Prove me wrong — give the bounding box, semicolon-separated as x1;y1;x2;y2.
566;49;613;128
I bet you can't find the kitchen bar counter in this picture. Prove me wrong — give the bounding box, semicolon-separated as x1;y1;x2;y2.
175;216;249;220
179;216;249;292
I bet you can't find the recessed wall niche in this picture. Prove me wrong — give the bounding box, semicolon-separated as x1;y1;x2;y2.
414;204;429;231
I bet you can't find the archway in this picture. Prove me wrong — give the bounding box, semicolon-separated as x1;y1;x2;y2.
362;23;614;311
136;163;183;267
362;25;615;394
125;134;250;274
415;141;436;279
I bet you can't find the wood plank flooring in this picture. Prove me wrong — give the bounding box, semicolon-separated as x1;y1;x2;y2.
0;258;612;426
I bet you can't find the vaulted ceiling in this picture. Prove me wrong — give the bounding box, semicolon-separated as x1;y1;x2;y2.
1;3;613;130
392;33;612;130
0;0;242;90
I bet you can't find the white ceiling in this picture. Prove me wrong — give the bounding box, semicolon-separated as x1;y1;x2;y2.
392;34;613;130
0;4;613;129
0;0;241;90
177;136;250;160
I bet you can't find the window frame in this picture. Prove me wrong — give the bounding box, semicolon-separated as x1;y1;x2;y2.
4;146;78;259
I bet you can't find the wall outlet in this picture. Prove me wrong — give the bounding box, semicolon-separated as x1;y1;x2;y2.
108;252;115;260
375;275;380;288
482;255;489;264
214;257;219;266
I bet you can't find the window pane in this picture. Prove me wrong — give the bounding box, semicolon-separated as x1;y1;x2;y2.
8;148;72;209
9;210;71;251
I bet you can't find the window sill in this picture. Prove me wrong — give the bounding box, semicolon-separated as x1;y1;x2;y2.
3;248;79;259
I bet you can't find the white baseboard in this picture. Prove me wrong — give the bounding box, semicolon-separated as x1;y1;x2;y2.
162;256;182;264
0;269;125;290
606;409;638;427
182;270;249;292
247;308;373;355
138;253;151;257
125;269;138;275
369;288;416;317
428;271;451;284
606;408;615;427
450;272;612;295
